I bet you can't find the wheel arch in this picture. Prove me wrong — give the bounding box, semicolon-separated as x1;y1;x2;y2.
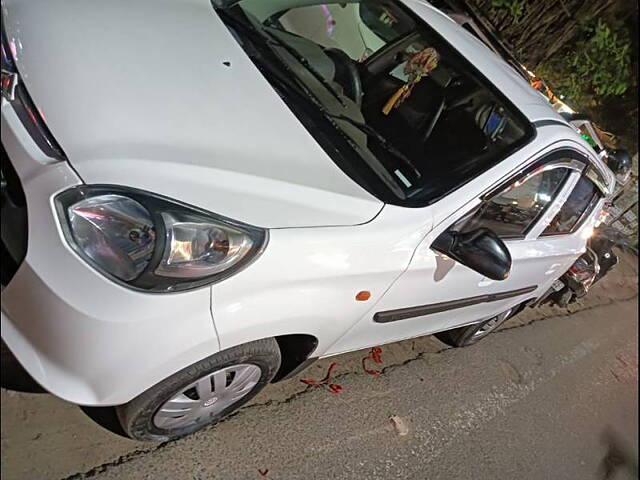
271;333;319;382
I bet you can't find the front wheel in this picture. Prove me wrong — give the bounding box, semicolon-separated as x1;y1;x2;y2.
116;338;281;441
435;307;517;348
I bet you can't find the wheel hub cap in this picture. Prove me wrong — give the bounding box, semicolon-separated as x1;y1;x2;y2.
153;363;262;429
471;308;513;340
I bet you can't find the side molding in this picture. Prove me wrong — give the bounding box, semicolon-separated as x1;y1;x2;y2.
373;285;537;324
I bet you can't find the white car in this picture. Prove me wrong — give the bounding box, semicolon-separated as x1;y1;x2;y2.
1;0;615;441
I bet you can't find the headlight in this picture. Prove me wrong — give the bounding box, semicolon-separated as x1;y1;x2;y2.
56;186;268;292
66;194;156;281
156;211;254;278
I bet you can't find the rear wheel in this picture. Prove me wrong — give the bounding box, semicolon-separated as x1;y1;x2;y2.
435;307;517;348
117;338;281;441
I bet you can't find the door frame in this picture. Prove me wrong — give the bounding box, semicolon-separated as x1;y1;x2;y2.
369;147;595;327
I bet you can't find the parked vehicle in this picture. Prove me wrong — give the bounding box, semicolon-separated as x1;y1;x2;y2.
542;223;624;308
561;112;632;187
1;0;616;441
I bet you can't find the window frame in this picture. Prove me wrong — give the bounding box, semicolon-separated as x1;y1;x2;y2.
538;173;603;238
457;149;589;242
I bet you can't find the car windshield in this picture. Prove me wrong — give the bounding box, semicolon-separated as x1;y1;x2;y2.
217;0;533;206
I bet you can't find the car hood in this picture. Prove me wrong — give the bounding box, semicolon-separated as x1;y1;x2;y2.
2;0;382;228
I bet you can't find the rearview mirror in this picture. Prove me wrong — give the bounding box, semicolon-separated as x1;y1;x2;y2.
431;228;511;280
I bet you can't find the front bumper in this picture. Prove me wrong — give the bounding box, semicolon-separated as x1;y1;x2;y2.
1;100;220;406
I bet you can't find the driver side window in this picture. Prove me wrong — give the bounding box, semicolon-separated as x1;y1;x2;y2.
460;167;570;239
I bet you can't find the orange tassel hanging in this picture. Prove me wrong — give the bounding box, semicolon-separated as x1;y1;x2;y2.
382;84;409;115
382;46;440;115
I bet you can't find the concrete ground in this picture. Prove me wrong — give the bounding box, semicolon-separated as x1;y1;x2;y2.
1;251;638;480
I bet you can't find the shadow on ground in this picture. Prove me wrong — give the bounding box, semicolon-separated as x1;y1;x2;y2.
1;340;45;394
1;340;128;438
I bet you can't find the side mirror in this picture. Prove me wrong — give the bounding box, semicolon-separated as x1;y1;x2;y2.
432;228;512;280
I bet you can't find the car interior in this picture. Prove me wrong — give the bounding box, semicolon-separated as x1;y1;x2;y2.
237;0;530;202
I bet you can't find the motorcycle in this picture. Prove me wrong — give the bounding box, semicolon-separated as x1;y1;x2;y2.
544;223;625;308
542;121;633;307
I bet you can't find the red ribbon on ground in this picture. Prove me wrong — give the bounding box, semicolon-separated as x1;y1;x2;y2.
362;347;383;376
300;362;342;394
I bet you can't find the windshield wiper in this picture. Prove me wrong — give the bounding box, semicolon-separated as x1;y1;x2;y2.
260;28;347;108
217;11;316;98
217;9;413;196
217;9;345;107
328;115;422;180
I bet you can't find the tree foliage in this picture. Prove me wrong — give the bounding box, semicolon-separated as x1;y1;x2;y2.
490;0;525;23
538;19;632;106
471;0;616;67
467;0;637;152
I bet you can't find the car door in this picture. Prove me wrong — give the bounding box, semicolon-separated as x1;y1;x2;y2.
326;149;593;355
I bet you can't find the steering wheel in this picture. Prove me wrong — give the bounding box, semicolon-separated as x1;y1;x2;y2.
420;96;446;143
419;78;456;142
325;48;363;106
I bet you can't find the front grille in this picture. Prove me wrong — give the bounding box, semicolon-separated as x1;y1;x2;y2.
1;143;28;286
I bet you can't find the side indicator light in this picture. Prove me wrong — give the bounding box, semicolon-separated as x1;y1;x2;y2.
356;291;371;301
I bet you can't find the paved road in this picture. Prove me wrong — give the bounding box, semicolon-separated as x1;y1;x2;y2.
75;299;638;480
1;252;638;480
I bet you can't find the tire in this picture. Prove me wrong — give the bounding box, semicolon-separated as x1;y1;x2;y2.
434;307;518;348
116;338;281;441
